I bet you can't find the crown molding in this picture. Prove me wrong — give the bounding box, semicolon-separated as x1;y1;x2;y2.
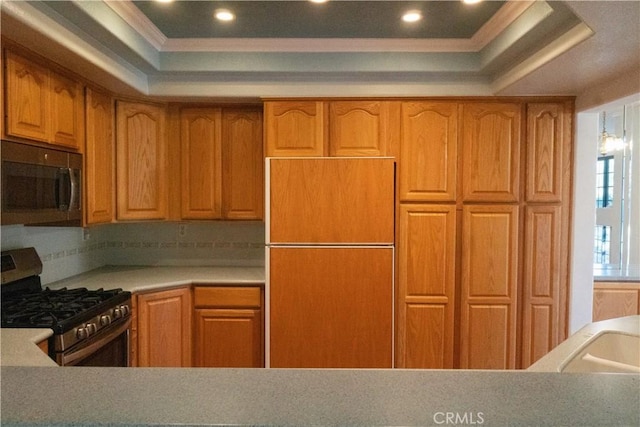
471;0;537;50
491;22;594;93
103;0;166;50
161;37;480;53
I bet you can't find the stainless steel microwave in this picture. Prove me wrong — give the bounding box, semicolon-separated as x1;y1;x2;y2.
1;140;82;226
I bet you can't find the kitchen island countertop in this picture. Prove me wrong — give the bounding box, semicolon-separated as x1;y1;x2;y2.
1;365;638;426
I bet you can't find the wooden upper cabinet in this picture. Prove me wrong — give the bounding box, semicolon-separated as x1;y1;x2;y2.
222;108;264;220
462;103;521;202
328;100;397;156
49;71;84;149
5;51;50;143
460;204;519;369
5;51;84;150
526;102;570;202
180;108;223;220
85;88;115;225
264;100;326;156
116;100;168;220
400;101;458;201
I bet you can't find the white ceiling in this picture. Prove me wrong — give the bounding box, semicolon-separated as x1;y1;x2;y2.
1;0;638;105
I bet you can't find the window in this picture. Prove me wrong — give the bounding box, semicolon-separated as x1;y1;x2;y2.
595;155;614;208
593;101;639;276
594;225;612;264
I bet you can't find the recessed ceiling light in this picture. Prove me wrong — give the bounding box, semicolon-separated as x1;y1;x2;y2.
155;0;173;3
309;0;329;3
462;0;483;4
214;9;235;22
402;10;422;23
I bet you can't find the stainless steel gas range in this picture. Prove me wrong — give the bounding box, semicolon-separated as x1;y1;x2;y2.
1;247;132;366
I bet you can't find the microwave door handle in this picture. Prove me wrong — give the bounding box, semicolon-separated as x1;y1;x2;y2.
68;168;78;211
55;168;68;210
56;168;76;211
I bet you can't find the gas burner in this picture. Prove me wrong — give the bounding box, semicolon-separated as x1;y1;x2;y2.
1;286;128;331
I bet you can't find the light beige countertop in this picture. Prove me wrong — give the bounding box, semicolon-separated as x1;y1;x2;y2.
0;328;57;367
45;265;265;293
528;315;640;372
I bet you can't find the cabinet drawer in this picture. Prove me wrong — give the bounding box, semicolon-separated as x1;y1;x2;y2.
194;286;261;308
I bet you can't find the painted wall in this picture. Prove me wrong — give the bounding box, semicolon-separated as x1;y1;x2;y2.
571;92;640;333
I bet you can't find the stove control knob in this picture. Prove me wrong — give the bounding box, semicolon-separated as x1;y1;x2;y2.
76;327;88;340
120;304;130;316
86;323;97;336
113;307;122;319
100;315;112;326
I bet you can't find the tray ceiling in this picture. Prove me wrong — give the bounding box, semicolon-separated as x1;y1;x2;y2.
1;1;638;100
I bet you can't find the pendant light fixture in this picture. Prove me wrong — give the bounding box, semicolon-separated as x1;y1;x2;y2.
599;111;626;155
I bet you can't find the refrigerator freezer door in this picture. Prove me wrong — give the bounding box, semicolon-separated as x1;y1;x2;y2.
267;157;395;244
269;246;393;368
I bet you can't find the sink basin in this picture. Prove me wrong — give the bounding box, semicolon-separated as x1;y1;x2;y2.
560;331;640;373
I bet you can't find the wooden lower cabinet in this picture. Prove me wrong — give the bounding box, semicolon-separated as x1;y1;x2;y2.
193;286;264;368
136;287;192;367
460;205;519;369
397;204;456;368
133;285;263;368
593;282;640;321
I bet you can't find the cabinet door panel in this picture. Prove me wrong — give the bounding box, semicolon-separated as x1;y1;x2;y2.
398;204;456;368
137;288;191;367
5;52;50;142
521;206;562;367
464;304;513;369
593;288;639;321
462;103;521;202
269;158;395;244
526;103;568;202
400;101;458;201
116;101;168;220
50;71;84;149
264;101;325;156
222;108;264;219
329;100;395;156
194;308;263;367
270;247;393;368
85;88;114;224
180;108;222;219
460;205;518;369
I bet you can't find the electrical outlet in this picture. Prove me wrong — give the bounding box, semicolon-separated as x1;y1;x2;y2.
83;228;91;241
179;224;187;237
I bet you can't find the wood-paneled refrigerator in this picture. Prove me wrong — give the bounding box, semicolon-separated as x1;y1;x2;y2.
266;157;395;368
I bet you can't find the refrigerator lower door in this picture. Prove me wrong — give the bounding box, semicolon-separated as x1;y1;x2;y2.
268;246;393;368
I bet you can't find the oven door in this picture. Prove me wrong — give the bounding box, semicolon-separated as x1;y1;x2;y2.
58;317;131;367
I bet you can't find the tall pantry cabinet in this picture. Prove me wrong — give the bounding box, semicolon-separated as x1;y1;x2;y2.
397;99;573;369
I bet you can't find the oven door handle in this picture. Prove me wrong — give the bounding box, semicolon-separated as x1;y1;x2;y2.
61;317;131;366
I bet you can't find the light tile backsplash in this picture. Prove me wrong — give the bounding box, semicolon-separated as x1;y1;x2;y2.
1;222;265;285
